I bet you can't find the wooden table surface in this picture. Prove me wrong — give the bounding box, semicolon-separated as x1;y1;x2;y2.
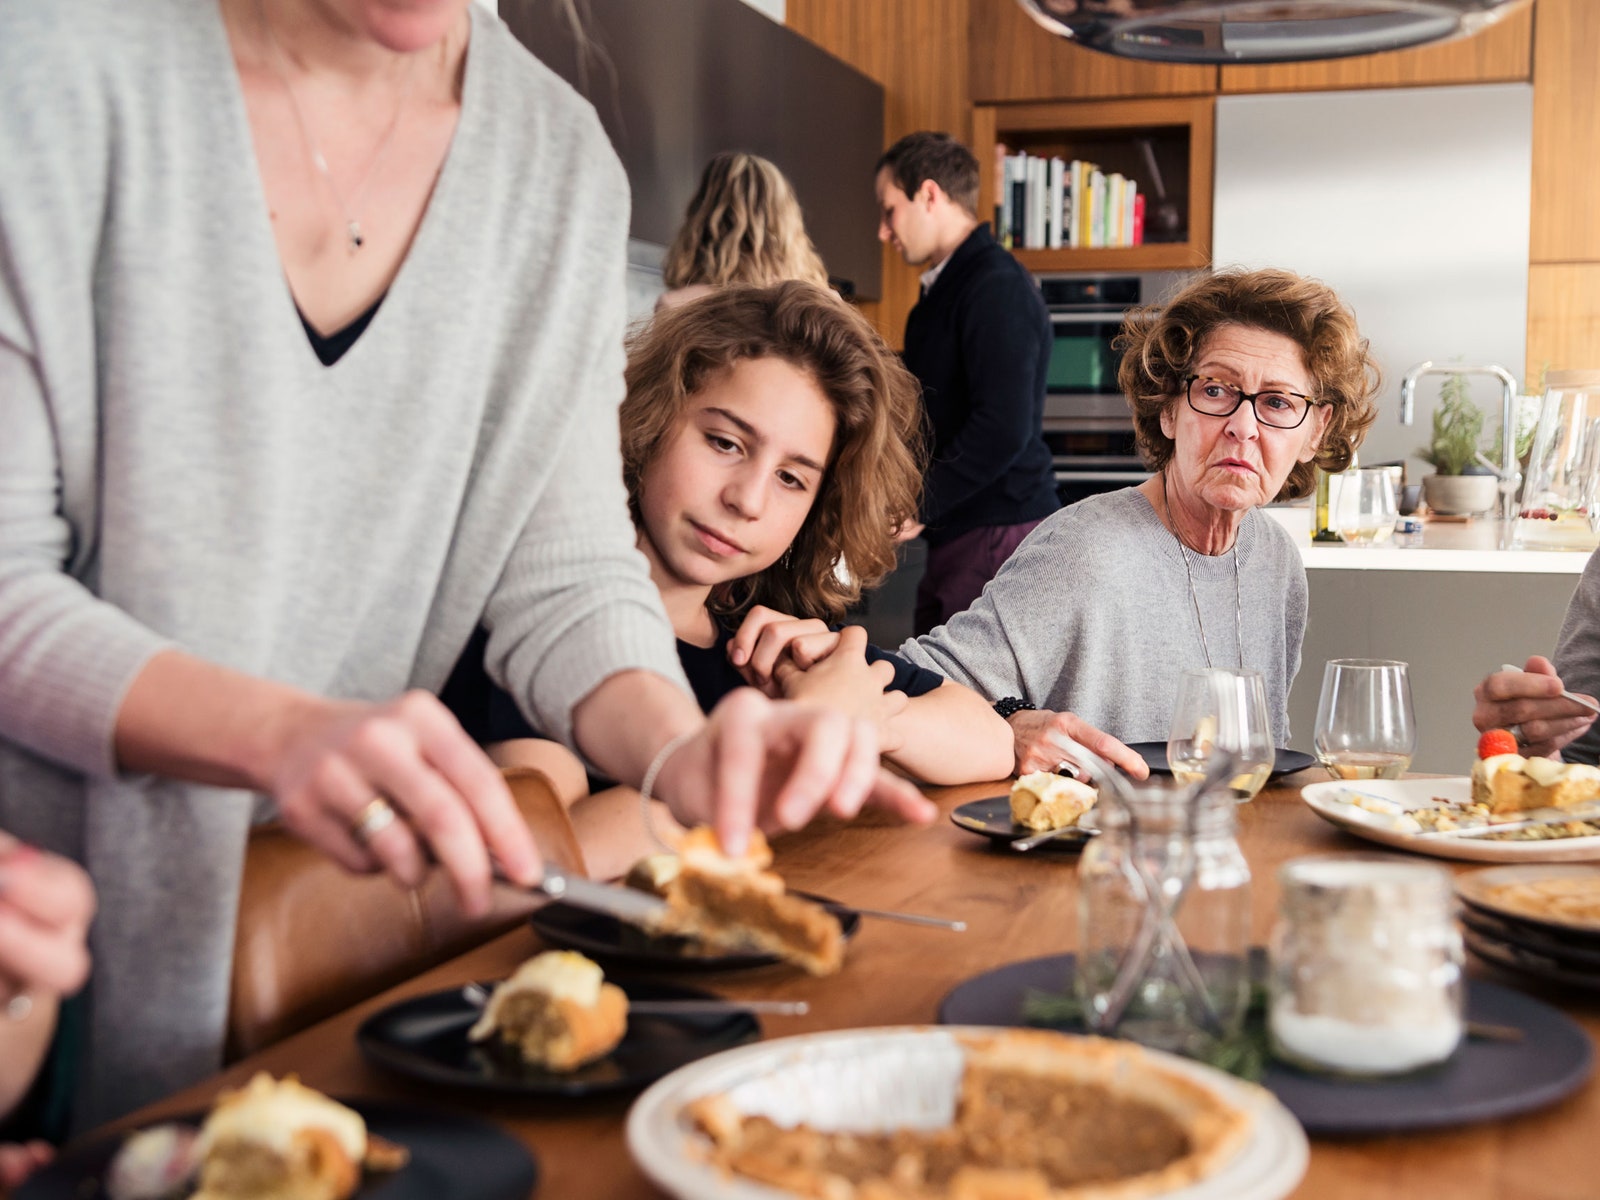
120;776;1600;1199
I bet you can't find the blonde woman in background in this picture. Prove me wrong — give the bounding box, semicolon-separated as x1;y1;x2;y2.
658;152;831;310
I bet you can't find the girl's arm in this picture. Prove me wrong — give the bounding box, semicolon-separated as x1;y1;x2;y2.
884;681;1014;785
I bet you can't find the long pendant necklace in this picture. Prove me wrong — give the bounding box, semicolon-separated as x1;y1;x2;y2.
258;0;416;252
1162;472;1243;670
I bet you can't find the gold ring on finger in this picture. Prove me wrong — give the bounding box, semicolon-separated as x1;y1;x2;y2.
351;795;399;844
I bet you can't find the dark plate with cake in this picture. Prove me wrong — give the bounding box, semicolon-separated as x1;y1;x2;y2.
530;890;861;972
949;796;1098;851
17;1101;537;1200
1127;742;1318;778
356;977;760;1097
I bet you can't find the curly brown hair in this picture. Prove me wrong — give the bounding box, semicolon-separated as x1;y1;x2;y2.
1116;267;1380;502
660;153;830;291
622;282;925;622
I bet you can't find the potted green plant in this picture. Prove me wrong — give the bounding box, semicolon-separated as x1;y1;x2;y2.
1418;374;1499;515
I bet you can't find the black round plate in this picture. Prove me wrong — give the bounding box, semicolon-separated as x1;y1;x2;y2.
357;977;759;1097
936;952;1595;1136
1465;926;1600;991
1126;742;1318;778
949;796;1097;852
528;891;860;972
1461;908;1600;970
15;1101;537;1200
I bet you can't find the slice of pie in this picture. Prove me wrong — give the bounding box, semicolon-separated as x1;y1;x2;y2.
1009;772;1097;832
1472;753;1600;813
186;1073;406;1200
467;950;628;1071
688;1031;1253;1200
653;827;844;976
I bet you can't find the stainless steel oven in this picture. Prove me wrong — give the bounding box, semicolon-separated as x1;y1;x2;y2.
1037;271;1195;504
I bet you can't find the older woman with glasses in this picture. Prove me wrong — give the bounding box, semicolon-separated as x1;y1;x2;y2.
898;267;1380;777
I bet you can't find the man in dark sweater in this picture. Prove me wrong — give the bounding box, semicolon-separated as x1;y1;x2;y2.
875;132;1059;635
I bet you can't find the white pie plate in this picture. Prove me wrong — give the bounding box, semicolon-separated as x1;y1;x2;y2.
1301;777;1600;863
625;1025;1307;1200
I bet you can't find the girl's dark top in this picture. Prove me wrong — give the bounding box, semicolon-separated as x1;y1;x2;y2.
0;994;83;1146
297;294;385;367
442;621;946;746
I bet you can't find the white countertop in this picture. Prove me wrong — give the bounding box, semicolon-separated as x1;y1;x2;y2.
1264;506;1595;574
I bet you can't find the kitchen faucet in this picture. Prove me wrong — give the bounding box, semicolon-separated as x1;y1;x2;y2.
1398;361;1521;526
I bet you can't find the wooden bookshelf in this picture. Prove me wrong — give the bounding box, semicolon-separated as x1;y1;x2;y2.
975;96;1214;271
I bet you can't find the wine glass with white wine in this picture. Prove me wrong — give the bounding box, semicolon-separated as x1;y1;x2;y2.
1167;669;1277;801
1332;468;1399;547
1313;659;1417;780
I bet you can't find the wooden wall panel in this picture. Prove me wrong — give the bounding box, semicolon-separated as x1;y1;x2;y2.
1219;4;1532;93
970;0;1217;103
1530;0;1600;263
1528;265;1600;382
788;0;971;346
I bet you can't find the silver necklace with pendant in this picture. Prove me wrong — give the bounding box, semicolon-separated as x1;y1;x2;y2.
1162;472;1243;670
258;0;416;252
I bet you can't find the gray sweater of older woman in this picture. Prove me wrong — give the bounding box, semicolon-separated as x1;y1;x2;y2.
0;1;688;1129
898;488;1307;744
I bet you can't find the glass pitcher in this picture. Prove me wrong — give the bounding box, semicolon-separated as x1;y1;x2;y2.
1076;781;1252;1060
1519;370;1600;550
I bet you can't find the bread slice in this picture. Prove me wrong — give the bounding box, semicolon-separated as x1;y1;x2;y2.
1009;772;1097;831
656;828;844;976
467;950;627;1071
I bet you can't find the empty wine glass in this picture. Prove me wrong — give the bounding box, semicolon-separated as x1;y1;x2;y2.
1167;669;1276;802
1313;659;1417;780
1332;468;1399;546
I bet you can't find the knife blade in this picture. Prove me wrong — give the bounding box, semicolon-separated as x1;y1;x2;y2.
533;867;668;929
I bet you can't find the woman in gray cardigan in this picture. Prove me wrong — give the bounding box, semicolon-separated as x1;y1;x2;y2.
0;0;927;1132
900;268;1380;777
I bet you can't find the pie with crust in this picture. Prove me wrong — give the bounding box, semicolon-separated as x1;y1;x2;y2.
644;827;844;976
688;1031;1253;1200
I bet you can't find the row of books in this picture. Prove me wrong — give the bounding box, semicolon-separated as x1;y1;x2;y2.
994;148;1146;251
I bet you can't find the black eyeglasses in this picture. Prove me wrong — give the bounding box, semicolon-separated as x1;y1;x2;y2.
1183;375;1319;430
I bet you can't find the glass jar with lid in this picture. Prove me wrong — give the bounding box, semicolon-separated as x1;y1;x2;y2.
1519;369;1600;550
1076;783;1252;1060
1268;857;1462;1076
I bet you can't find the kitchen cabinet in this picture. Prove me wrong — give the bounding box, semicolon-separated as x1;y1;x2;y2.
969;0;1216;104
974;97;1213;272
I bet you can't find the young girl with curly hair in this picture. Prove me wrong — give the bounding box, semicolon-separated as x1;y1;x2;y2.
448;282;1010;869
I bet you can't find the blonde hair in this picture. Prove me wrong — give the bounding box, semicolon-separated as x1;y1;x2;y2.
1117;267;1381;502
623;283;923;622
660;153;830;291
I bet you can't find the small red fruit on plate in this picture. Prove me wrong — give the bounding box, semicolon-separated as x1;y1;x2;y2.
1477;729;1519;759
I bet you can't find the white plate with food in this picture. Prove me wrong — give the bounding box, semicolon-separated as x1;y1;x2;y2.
1300;777;1600;863
626;1026;1307;1200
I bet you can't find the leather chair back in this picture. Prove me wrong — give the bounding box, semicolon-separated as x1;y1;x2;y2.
226;767;586;1059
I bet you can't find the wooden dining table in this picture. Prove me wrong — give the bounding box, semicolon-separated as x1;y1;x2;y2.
111;775;1600;1199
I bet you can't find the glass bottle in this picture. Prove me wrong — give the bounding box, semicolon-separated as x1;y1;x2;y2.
1268;857;1462;1076
1076;783;1252;1060
1312;467;1344;542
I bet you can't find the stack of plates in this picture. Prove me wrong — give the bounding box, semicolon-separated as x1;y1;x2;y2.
1456;865;1600;990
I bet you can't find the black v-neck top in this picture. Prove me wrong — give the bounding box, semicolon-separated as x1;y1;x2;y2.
298;293;385;366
